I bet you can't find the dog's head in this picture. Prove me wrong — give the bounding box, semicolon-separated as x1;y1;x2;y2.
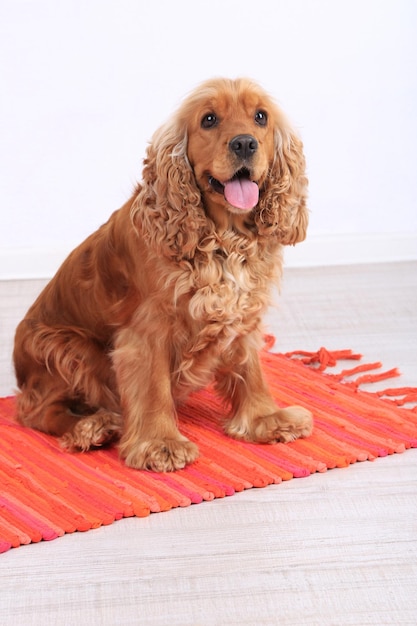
134;78;308;259
185;78;277;216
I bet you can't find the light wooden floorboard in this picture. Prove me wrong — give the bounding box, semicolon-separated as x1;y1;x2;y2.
0;261;416;625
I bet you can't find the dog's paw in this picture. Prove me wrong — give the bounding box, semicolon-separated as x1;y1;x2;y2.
253;406;313;443
226;405;313;444
60;410;122;452
122;438;199;472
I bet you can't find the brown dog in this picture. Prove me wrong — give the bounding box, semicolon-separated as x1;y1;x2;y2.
13;78;313;472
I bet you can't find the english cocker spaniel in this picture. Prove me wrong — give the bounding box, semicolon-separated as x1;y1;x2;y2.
13;77;313;472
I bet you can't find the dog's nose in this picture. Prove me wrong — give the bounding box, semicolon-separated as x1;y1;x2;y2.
229;134;258;159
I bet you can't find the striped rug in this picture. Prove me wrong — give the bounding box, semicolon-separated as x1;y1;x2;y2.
1;346;416;553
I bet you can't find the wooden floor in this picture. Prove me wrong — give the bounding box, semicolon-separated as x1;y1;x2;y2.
1;262;416;625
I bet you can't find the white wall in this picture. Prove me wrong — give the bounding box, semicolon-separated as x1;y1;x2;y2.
1;0;416;278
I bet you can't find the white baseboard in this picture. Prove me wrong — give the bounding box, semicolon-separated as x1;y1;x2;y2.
1;232;416;280
284;232;417;268
1;247;73;281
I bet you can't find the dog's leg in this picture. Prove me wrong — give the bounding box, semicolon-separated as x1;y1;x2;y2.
113;325;199;471
217;340;313;444
14;322;122;450
17;381;122;451
16;382;83;435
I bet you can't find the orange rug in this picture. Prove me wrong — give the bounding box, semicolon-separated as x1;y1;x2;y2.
1;345;416;553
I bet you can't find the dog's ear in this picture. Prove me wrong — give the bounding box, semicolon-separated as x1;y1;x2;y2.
256;125;309;245
132;122;206;261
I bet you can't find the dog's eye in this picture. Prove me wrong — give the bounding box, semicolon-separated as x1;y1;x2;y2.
201;113;218;129
255;110;268;126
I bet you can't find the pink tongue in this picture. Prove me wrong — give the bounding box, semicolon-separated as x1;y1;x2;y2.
224;178;259;210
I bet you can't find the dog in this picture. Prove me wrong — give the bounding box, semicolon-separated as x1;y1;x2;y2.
13;77;313;472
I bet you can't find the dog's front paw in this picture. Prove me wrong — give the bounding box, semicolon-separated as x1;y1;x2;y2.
253;406;313;443
122;437;199;472
226;405;313;444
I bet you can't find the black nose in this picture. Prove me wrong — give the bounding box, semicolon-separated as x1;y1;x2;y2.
229;134;258;159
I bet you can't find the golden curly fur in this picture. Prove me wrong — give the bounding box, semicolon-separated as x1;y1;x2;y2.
13;78;312;472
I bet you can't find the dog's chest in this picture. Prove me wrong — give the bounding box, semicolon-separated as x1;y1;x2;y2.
168;245;277;396
188;249;271;335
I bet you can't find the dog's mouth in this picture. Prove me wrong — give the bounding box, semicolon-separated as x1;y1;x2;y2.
208;168;259;211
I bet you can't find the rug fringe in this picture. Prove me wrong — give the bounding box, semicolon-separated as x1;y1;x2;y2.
282;347;417;407
284;347;362;371
375;388;417;409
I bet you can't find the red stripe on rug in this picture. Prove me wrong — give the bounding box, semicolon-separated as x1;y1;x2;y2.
0;349;416;553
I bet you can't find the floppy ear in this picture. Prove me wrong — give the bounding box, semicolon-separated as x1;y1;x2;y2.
256;126;309;245
132;121;206;261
